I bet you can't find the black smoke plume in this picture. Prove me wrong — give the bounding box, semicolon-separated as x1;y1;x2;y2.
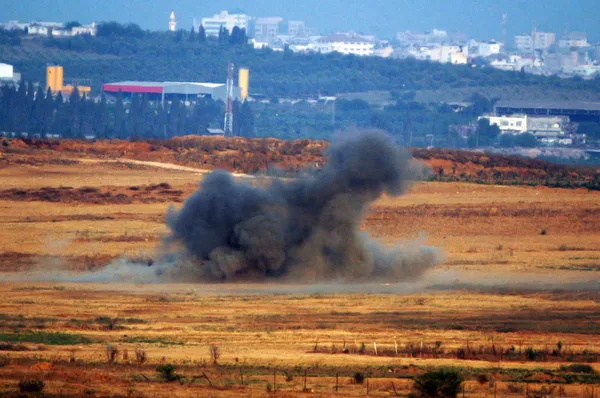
163;132;442;282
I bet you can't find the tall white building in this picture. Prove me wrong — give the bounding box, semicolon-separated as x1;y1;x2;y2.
200;11;250;37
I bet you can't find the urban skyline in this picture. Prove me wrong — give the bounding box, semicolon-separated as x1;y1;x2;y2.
3;0;600;41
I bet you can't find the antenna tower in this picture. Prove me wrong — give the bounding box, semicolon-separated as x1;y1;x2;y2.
224;62;235;137
501;14;508;48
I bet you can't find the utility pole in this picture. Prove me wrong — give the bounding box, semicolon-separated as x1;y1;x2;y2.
224;62;235;137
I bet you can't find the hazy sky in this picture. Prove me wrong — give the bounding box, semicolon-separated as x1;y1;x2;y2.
4;0;599;40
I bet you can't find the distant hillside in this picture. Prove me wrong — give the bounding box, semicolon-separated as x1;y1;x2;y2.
2;136;598;190
2;25;600;98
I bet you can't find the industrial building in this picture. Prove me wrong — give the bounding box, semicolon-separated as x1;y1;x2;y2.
101;81;242;102
494;100;600;123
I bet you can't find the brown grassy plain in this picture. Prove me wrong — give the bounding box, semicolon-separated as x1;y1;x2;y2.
0;152;599;397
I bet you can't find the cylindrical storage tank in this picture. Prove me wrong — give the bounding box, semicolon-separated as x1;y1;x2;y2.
46;66;56;92
238;68;249;102
55;66;64;91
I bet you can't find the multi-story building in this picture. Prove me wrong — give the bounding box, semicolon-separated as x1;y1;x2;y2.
313;34;375;56
515;31;555;52
480;114;528;134
470;40;503;58
396;29;449;46
200;11;250;37
254;17;284;40
558;32;589;48
287;20;306;37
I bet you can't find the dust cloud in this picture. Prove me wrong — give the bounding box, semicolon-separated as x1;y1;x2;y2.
5;132;445;285
152;132;443;282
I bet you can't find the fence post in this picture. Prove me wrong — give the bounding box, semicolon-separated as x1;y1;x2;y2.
303;369;307;392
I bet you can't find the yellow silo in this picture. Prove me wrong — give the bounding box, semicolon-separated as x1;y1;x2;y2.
238;68;249;102
46;66;64;93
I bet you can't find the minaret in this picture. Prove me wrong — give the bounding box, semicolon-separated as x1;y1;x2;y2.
169;10;177;32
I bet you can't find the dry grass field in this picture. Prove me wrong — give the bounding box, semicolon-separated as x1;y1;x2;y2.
0;149;599;397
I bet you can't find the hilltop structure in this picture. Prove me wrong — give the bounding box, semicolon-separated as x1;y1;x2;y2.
169;10;177;32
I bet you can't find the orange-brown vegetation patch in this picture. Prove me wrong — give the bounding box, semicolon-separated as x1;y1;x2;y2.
3;137;598;189
0;183;190;204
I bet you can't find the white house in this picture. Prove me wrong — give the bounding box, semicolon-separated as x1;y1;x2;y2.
314;34;375;56
72;23;97;36
470;40;503;58
480;114;528;134
27;24;50;35
0;63;14;79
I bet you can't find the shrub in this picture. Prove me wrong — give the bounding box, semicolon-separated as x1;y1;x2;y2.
525;347;538;360
105;344;119;364
353;372;365;384
209;345;221;365
413;369;463;398
19;379;45;393
560;364;595;374
135;348;147;365
507;383;524;393
156;363;178;382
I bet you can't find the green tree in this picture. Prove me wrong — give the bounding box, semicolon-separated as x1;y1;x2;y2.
498;133;516;148
218;26;229;45
188;26;196;42
197;25;207;43
413;369;463;398
514;132;538;148
577;121;600;140
474;118;500;147
238;101;255;137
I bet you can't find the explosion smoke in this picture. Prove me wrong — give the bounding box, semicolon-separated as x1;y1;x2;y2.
160;132;442;282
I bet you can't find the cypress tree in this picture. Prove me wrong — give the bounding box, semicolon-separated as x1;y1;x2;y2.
197;25;206;43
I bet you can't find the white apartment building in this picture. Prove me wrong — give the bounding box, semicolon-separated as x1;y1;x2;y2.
515;31;555;52
200;11;250;37
254;17;284;39
287;20;306;37
313;35;375;56
480;115;528;134
558;32;589;48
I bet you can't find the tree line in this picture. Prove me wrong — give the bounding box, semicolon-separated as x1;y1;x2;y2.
0;83;255;139
3;22;600;98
